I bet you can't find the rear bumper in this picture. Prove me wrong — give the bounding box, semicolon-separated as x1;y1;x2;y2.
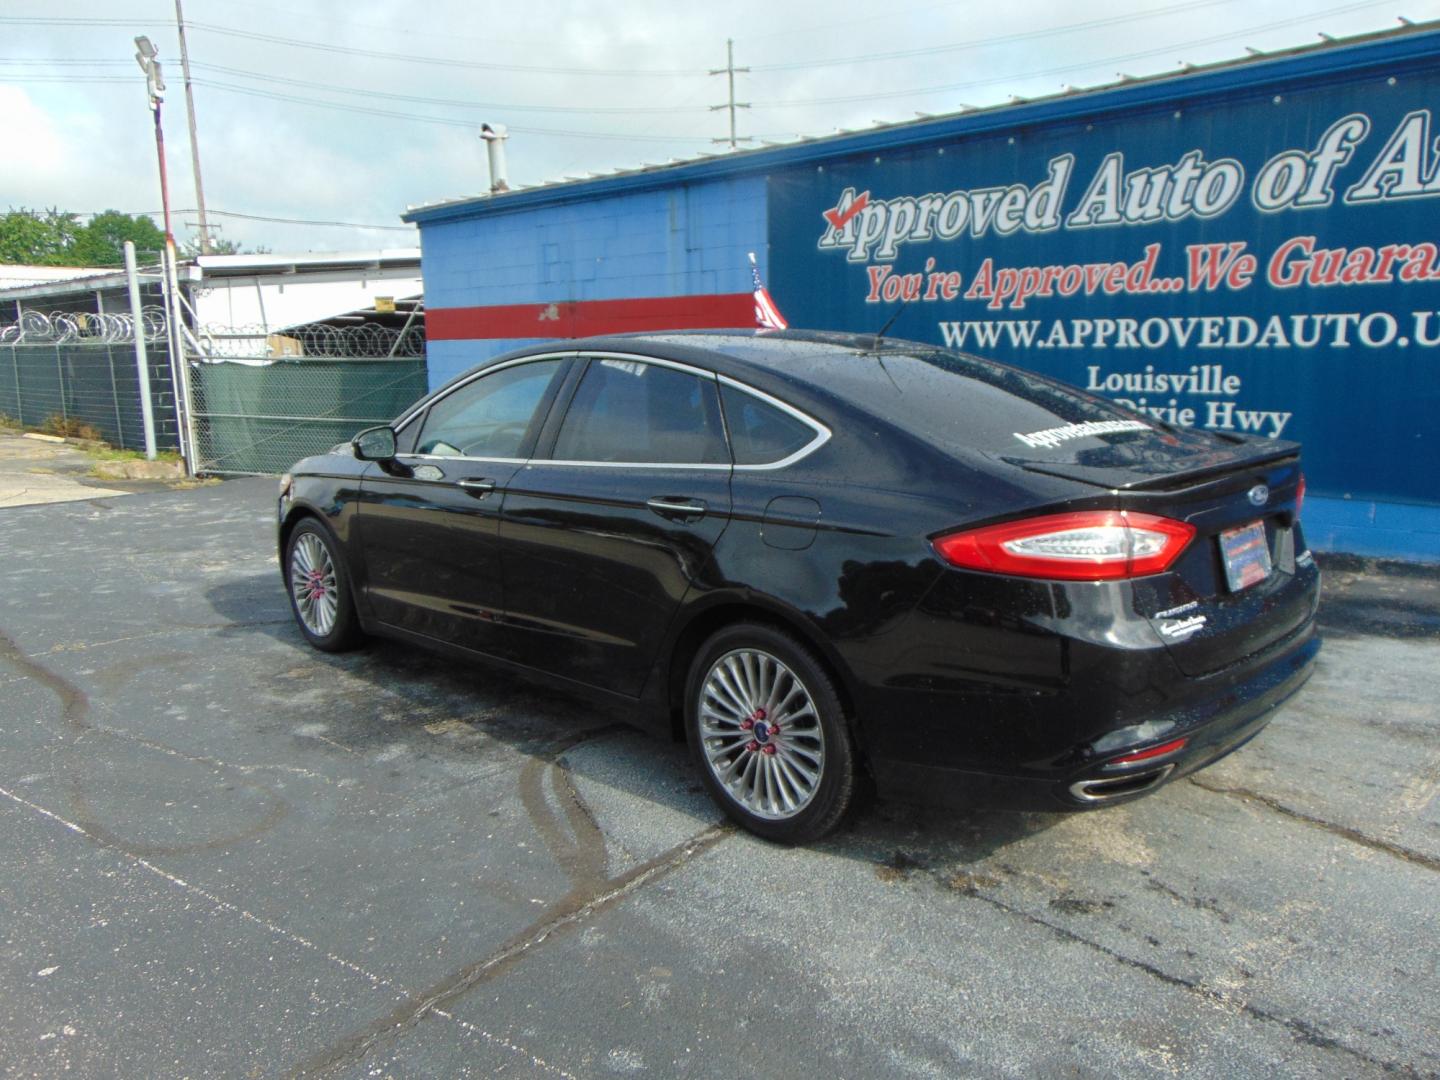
869;623;1319;812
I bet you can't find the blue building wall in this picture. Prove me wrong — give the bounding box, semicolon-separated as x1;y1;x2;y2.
420;175;768;387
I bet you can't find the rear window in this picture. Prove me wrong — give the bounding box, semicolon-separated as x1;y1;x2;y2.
863;351;1134;449
817;348;1217;465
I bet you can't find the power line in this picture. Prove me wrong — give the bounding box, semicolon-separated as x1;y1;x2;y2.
0;71;715;141
746;0;1237;71
189;62;711;115
180;208;415;231
0;16;707;77
0;57;710;114
0;58;133;66
0;57;713;115
187;0;536;50
71;207;415;231
182;20;704;76
187;78;712;142
0;74;133;83
752;0;1405;108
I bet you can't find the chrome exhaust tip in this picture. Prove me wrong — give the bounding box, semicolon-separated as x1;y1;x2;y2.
1069;764;1175;804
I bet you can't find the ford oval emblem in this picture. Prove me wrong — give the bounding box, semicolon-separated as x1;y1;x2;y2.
1248;484;1269;507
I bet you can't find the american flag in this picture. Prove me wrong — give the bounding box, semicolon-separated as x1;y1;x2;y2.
749;252;788;330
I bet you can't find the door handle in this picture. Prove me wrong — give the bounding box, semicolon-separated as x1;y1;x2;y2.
457;478;496;497
646;496;707;521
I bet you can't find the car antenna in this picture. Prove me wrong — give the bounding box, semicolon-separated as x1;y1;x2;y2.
871;297;908;347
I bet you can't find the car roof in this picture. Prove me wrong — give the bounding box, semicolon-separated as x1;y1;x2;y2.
520;329;1074;425
558;328;901;377
509;329;957;408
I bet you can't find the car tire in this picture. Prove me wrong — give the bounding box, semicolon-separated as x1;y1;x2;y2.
685;623;858;844
284;518;363;653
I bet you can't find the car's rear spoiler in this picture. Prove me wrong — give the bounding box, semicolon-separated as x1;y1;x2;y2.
998;438;1301;491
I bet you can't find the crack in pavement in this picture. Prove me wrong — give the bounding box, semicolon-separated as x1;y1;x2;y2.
969;887;1426;1077
0;627;292;857
290;826;729;1078
890;858;1424;1076
0;782;581;1080
288;726;729;1079
1188;777;1440;873
36;617;292;656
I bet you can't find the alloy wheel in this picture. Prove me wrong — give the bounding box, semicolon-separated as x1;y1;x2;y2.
697;648;826;820
290;532;339;637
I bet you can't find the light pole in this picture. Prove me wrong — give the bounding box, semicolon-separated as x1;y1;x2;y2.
134;37;173;242
134;35;196;474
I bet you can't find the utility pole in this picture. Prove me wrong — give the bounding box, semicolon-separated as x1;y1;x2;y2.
174;0;212;254
708;39;751;150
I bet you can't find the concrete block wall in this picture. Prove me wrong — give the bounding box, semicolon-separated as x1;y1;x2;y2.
421;175;768;388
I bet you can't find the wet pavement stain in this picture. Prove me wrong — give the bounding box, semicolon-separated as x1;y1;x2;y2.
0;627;290;858
1048;893;1116;916
286;725;728;1078
874;848;929;883
945;870;1003;896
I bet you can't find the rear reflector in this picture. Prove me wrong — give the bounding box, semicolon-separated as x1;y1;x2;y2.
1110;737;1188;764
1296;473;1306;519
932;511;1195;581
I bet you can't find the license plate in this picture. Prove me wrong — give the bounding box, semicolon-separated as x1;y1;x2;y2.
1219;520;1272;592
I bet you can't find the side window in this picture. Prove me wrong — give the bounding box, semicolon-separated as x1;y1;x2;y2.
552;359;729;465
415;359;564;458
720;383;819;466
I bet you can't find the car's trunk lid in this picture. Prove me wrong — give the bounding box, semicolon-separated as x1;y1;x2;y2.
1116;452;1313;676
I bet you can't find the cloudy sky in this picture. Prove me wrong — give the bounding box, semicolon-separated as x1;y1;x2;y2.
3;0;1436;254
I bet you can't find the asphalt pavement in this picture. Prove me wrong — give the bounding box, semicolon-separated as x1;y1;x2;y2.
0;477;1435;1078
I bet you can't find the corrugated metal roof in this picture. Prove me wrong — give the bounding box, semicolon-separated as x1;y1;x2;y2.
0;249;424;303
0;265;116;290
194;248;420;275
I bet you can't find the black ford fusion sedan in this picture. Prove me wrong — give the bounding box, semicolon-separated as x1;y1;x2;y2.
277;330;1319;842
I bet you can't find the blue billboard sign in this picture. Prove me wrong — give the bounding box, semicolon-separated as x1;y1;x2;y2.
768;67;1440;509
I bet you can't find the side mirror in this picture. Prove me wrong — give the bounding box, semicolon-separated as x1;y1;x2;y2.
352;425;397;461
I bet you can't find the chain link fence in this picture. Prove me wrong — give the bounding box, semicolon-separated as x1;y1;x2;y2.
188;322;428;475
0;309;180;450
1;308;429;475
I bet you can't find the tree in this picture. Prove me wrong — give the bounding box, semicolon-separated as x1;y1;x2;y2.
66;210;167;267
3;207;266;266
0;208;80;264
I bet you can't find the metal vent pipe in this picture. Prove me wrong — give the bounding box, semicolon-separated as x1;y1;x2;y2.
480;123;510;193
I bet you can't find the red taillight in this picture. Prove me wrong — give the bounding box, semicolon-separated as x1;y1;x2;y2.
1295;473;1306;519
1109;737;1188;764
932;510;1195;581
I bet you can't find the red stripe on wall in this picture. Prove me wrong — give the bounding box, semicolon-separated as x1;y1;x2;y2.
427;293;754;341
